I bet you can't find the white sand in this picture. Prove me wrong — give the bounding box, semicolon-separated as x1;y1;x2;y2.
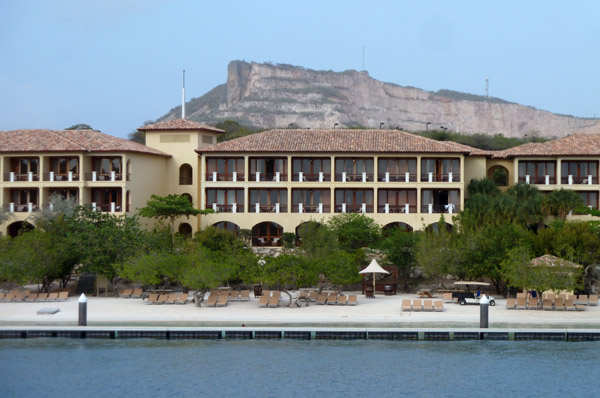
1;293;598;328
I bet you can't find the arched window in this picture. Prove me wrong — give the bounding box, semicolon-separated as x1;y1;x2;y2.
252;222;283;247
179;164;193;185
487;165;509;186
295;221;322;245
181;193;193;204
426;222;453;233
178;223;193;237
7;221;34;237
382;222;413;234
213;221;240;235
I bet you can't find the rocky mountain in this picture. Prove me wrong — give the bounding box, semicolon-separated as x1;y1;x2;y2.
157;61;600;138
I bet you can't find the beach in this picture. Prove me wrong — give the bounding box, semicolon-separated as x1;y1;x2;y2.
1;293;598;328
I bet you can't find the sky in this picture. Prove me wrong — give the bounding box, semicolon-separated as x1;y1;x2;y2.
1;0;599;139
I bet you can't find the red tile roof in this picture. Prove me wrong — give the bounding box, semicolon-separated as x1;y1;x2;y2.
494;134;600;158
197;129;488;155
138;118;225;133
530;254;582;268
0;129;171;157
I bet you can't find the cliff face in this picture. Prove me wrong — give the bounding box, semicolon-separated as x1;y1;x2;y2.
159;61;600;138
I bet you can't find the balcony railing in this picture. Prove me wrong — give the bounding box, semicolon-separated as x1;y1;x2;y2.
561;175;598;185
209;203;244;213
421;204;461;214
420;172;461;183
89;203;123;212
335;204;374;213
250;203;287;213
3;203;40;213
250;172;287;182
293;172;331;182
377;204;417;213
377;173;417;183
43;172;80;182
205;172;244;182
3;172;39;182
335;172;374;182
292;203;330;213
252;237;282;247
519;175;556;185
84;172;123;182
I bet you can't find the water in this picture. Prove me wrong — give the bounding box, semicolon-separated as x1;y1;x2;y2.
1;339;599;398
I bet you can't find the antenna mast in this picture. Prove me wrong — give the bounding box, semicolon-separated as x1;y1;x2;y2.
182;69;186;119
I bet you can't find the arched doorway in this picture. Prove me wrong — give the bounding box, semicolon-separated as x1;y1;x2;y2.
382;222;414;234
487;165;509;186
426;222;453;233
295;221;322;245
213;221;240;235
178;222;193;237
252;222;283;247
7;221;34;237
179;164;193;185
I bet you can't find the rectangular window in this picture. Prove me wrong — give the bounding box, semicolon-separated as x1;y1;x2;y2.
249;158;287;181
378;158;417;182
48;157;79;181
377;189;417;213
249;189;288;213
421;158;461;182
518;161;556;184
205;189;244;212
202;135;214;144
8;158;39;181
206;158;245;181
49;188;79;202
561;161;598;184
292;189;331;213
579;191;599;209
334;189;374;213
9;189;39;211
335;158;374;182
292;158;331;181
91;188;122;212
91;157;122;181
421;189;460;213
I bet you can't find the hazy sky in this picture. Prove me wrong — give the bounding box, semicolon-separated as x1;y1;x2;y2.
1;0;599;138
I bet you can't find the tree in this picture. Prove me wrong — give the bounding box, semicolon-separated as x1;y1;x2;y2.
505;183;543;227
138;194;212;244
380;228;420;291
65;124;93;130
467;178;500;198
541;189;584;220
127;130;145;144
327;213;380;252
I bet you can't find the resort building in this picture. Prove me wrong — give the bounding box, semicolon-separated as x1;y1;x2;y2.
1;122;599;243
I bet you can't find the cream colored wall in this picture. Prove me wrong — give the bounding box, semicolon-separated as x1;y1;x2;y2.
463;157;487;195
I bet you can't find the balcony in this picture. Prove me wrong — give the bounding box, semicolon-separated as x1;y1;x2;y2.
421;204;461;214
293;203;329;213
420;172;460;183
250;203;287;213
377;204;417;214
519;175;556;185
209;203;244;213
43;172;80;182
378;172;417;183
2;203;40;213
250;172;287;182
85;172;126;182
561;175;598;185
205;172;244;182
3;172;39;182
294;172;330;182
335;203;374;213
335;172;373;182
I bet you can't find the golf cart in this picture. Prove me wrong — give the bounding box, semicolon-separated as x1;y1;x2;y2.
452;281;496;306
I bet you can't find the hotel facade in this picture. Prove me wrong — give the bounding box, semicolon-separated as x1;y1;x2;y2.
1;119;599;244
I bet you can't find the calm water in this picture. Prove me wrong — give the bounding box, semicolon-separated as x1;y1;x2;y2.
1;339;599;398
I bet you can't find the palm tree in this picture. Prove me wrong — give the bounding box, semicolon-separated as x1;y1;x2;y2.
541;189;584;220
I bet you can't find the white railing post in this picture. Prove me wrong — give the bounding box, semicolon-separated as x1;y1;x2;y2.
568;175;573;185
92;202;97;211
49;171;55;182
525;175;530;184
9;172;15;182
318;203;323;213
50;203;54;211
298;171;303;182
275;172;280;182
212;203;217;212
405;171;410;183
545;175;549;185
362;172;367;182
9;203;14;213
256;171;260;182
384;203;389;214
28;203;33;213
405;203;410;213
385;171;390;182
255;203;260;213
68;171;73;182
232;171;237;182
298;203;303;214
92;171;97;182
110;202;116;213
275;203;280;213
362;203;366;213
212;171;217;182
342;203;347;213
449;172;453;183
342;171;347;182
589;175;593;185
111;171;116;182
319;171;323;182
428;204;433;214
232;203;237;213
428;172;433;183
28;172;33;182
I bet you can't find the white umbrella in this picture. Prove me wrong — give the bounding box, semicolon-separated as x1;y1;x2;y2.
359;259;390;298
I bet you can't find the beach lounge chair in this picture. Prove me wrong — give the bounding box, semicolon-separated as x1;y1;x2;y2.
155;295;168;304
544;293;555;302
434;300;444;312
316;293;327;305
327;293;338;305
25;293;39;302
57;291;69;301
309;291;319;302
0;292;6;302
205;293;218;307
589;294;598;306
145;293;159;304
176;293;188;304
516;297;527;310
120;288;133;298
240;290;251;301
47;292;59;302
268;291;281;308
423;300;434;312
412;299;423;312
230;290;240;301
298;291;308;300
506;298;516;309
165;294;179;304
542;299;553;310
578;295;589;305
347;295;357;306
516;292;527;300
36;293;48;302
258;294;269;308
130;288;143;299
216;294;229;307
565;298;576;311
337;295;348;305
554;297;565;311
442;293;453;303
12;291;26;302
575;304;586;311
528;297;539;310
567;294;576;303
401;299;412;312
